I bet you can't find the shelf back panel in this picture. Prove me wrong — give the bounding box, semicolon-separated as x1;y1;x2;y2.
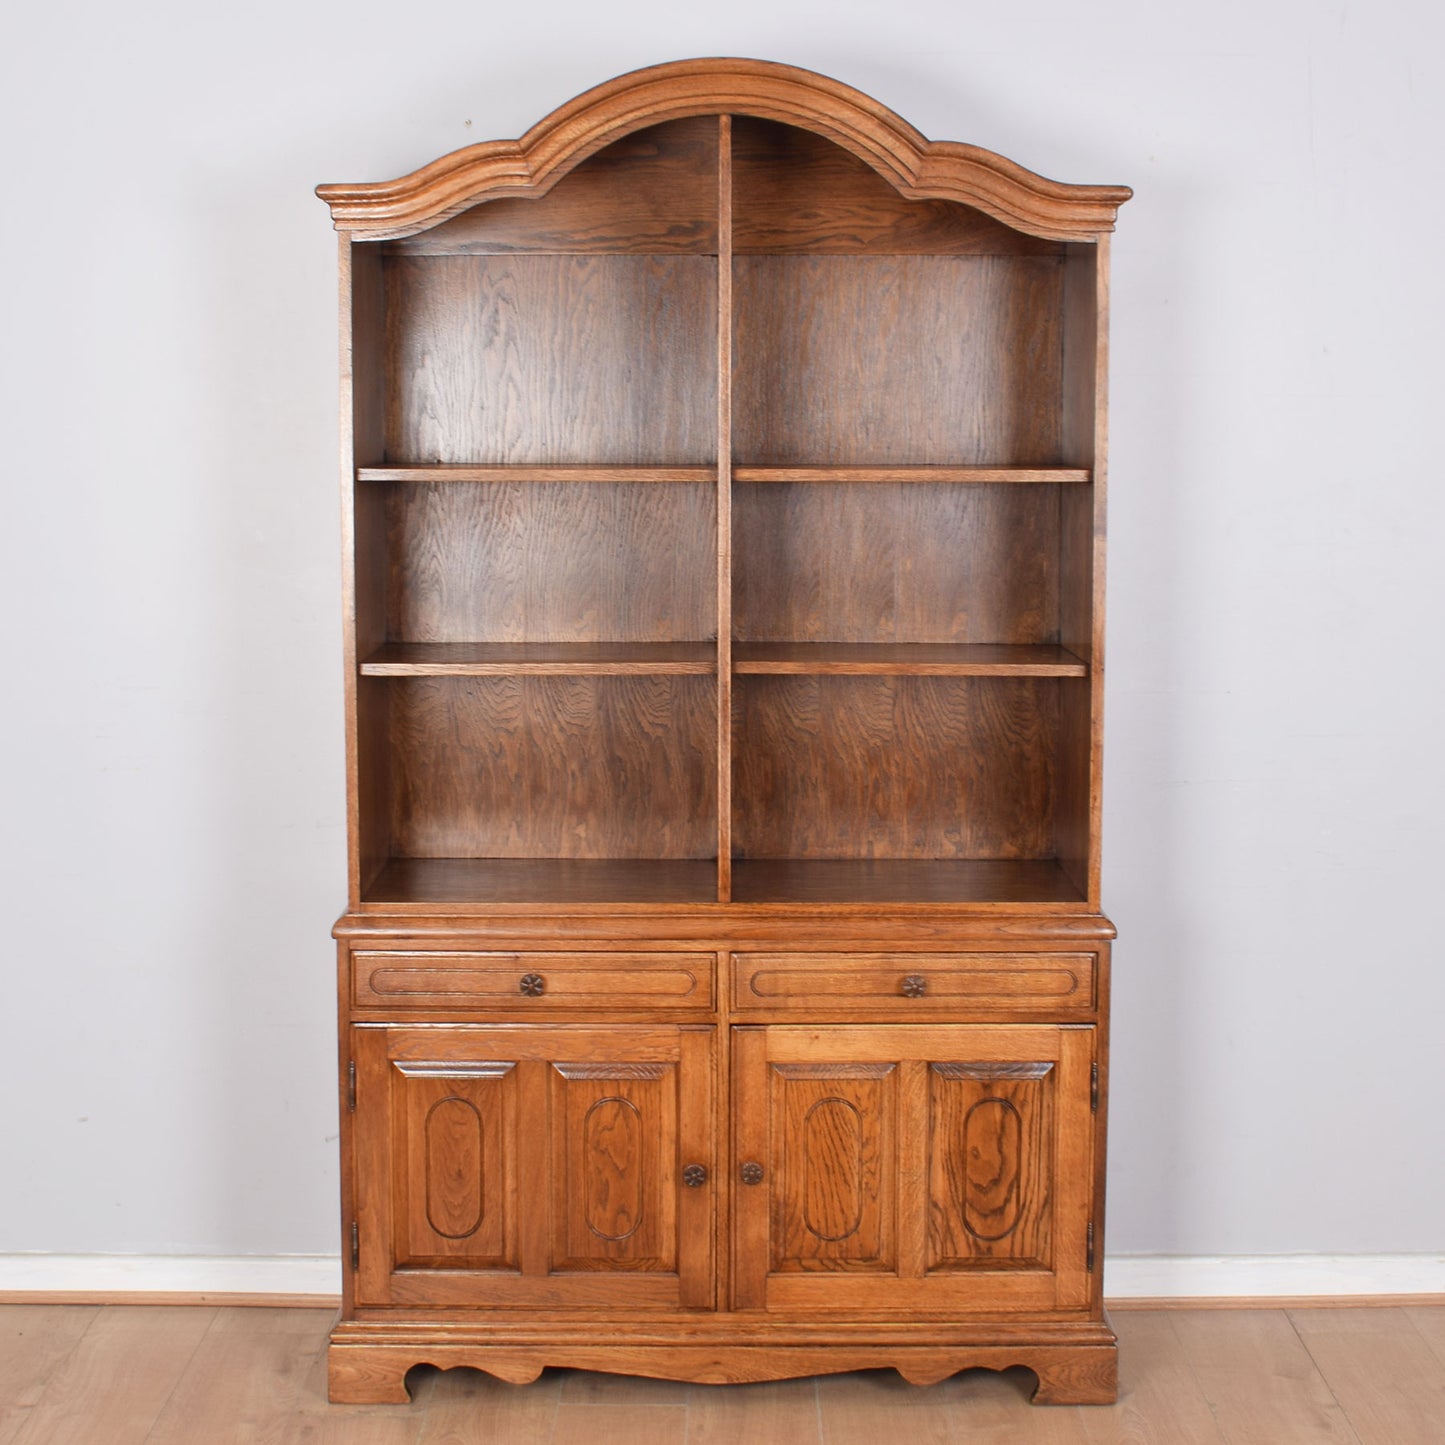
386;675;717;860
733;254;1064;467
732;118;1064;257
733;481;1059;644
384;254;717;464
382;480;716;643
732;674;1061;860
383;118;720;256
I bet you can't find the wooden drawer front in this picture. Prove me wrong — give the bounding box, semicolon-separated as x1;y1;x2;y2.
733;952;1095;1017
353;951;714;1012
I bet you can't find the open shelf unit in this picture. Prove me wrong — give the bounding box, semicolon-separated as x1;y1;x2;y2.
340;108;1112;911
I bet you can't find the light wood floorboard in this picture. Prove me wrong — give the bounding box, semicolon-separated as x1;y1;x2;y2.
1;1305;1443;1443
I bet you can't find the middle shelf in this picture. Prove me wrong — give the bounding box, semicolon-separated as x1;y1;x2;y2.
359;641;1088;678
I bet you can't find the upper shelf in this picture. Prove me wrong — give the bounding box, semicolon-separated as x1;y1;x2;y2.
359;465;1089;485
358;466;715;483
733;643;1087;677
316;60;1131;243
360;642;717;676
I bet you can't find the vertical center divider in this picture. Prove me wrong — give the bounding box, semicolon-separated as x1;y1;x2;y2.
716;114;734;901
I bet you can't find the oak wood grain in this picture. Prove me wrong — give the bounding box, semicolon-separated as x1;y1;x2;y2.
387;675;716;859
733;116;1067;257
727;858;1085;905
384;479;715;644
733;643;1086;676
732;482;1060;644
732;676;1058;860
733;256;1064;466
363;857;720;906
385;254;716;465
361;641;716;676
317;59;1131;242
733;951;1096;1018
733;465;1089;482
361;464;714;482
383;117;719;256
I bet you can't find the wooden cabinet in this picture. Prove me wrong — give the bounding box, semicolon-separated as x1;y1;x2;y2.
319;59;1128;1407
352;1024;713;1310
732;1024;1095;1314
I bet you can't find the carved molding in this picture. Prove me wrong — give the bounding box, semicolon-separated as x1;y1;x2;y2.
316;59;1130;242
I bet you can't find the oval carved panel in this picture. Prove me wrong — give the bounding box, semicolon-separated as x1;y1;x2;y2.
802;1096;864;1242
583;1096;644;1242
962;1096;1022;1241
424;1096;486;1239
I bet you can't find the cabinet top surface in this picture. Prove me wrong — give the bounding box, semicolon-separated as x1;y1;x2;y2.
316;57;1131;242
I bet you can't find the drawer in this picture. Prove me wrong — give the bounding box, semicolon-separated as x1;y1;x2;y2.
732;952;1095;1017
353;951;714;1012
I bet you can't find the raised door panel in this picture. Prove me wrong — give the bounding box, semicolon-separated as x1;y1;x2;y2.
353;1024;712;1309
733;1025;1094;1315
770;1063;896;1275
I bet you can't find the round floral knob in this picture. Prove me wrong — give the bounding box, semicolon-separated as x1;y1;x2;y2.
901;974;928;998
519;973;545;996
682;1164;708;1188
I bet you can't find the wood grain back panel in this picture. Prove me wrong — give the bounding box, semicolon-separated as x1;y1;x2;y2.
732;118;1064;257
733;481;1059;644
384;254;716;464
383;480;716;642
387;675;717;858
384;118;720;255
732;255;1064;465
732;675;1058;860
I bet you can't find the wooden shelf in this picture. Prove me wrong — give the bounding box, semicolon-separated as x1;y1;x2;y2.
733;642;1087;676
358;466;715;483
732;466;1090;484
360;642;717;676
364;857;719;906
730;858;1085;905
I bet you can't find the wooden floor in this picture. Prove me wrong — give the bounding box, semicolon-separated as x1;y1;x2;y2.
3;1305;1445;1443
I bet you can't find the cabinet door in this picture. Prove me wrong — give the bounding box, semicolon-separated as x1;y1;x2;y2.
353;1024;713;1309
732;1024;1095;1314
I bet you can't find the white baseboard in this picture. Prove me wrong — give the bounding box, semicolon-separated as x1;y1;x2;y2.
1103;1253;1445;1299
1;1252;1442;1301
0;1254;340;1297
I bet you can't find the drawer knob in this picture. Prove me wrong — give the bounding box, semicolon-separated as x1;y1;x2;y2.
901;974;928;998
682;1164;708;1188
740;1161;765;1186
518;973;546;996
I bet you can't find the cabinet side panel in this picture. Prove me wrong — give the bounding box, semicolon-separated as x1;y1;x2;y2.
733;255;1063;465
347;242;391;896
1057;242;1106;902
384;255;717;465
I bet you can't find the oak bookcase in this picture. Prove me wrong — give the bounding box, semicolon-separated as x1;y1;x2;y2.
318;59;1130;1405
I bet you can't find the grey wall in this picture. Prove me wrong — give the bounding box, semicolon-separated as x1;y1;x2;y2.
2;0;1441;1260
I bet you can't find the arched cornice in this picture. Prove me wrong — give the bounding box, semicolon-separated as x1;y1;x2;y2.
316;59;1131;242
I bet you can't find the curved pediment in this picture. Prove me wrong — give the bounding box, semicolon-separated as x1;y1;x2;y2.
316;58;1131;242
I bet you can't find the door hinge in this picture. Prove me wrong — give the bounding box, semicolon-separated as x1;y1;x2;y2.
350;1220;359;1271
1090;1061;1098;1114
1086;1221;1096;1272
347;1060;356;1112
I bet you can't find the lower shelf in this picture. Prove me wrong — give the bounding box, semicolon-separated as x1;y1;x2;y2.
361;856;1085;906
364;857;718;906
730;858;1086;905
